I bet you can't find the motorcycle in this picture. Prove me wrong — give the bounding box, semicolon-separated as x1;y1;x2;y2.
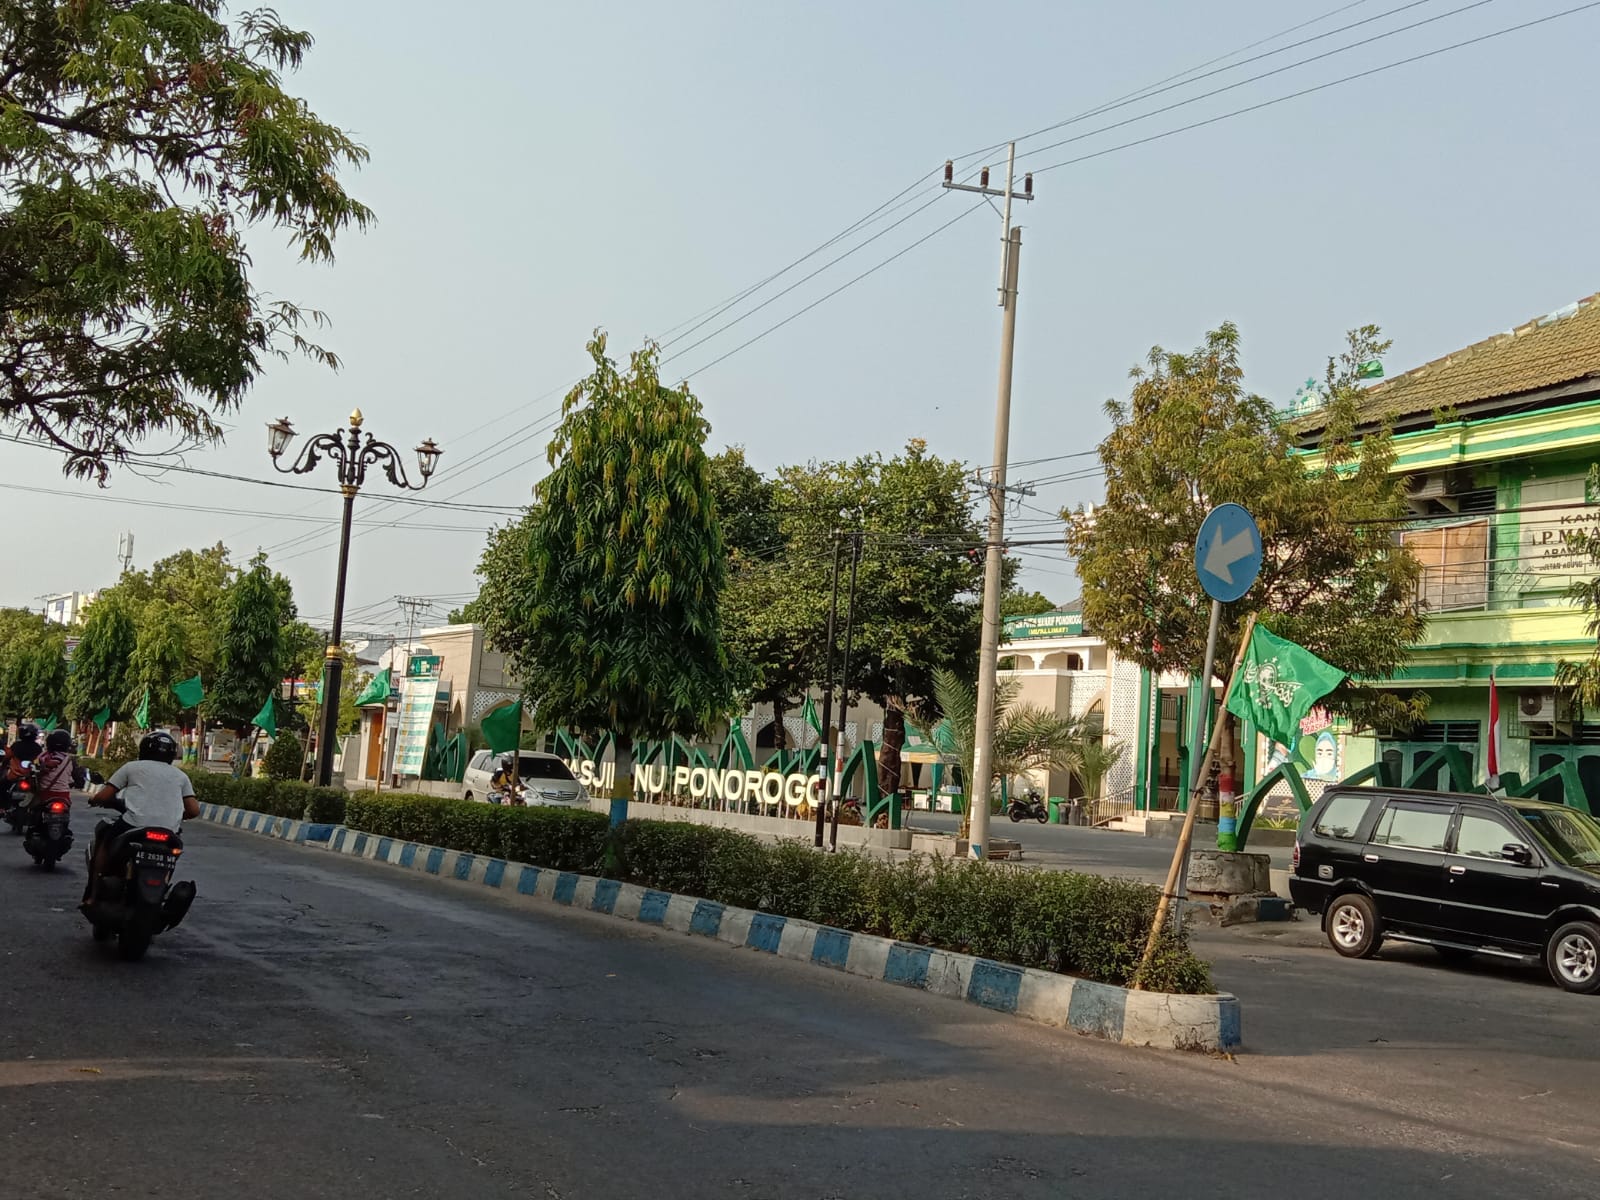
82;800;196;962
1007;791;1050;824
22;793;72;869
488;781;527;806
1;762;35;834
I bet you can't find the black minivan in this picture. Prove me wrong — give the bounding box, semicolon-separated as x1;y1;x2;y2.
1290;786;1600;993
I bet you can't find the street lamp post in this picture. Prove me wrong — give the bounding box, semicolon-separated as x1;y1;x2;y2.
267;409;442;786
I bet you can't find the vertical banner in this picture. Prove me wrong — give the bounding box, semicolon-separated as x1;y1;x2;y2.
394;676;440;777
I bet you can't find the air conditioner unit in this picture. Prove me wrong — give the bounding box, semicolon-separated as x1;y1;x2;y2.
1519;689;1574;737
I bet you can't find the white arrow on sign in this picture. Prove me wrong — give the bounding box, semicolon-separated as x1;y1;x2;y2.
1203;526;1256;584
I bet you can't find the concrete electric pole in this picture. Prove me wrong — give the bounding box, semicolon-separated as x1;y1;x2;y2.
942;144;1034;860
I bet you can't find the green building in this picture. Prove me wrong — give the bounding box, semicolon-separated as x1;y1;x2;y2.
1130;294;1600;817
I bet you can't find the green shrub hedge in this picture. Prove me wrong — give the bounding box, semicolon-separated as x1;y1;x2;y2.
332;793;1211;994
186;771;349;826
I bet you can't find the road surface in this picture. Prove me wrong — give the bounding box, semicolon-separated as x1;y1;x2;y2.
2;817;1596;1199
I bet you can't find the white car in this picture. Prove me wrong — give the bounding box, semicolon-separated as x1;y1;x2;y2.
461;750;589;808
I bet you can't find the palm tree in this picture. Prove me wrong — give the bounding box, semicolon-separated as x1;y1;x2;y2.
1073;736;1127;818
929;667;1089;837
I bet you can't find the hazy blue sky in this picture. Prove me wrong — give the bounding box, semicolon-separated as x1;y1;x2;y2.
8;0;1599;639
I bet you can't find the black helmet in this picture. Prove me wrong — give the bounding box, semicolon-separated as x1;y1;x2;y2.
45;729;73;753
17;723;38;742
138;730;180;764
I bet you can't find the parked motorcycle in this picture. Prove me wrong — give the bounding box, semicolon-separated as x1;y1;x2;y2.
1007;791;1049;824
82;804;196;962
22;794;72;869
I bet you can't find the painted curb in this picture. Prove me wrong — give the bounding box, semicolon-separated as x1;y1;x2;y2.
197;803;1242;1053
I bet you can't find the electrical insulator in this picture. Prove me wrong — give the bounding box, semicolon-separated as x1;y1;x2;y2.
1024;173;1033;196
943;160;953;184
980;166;990;187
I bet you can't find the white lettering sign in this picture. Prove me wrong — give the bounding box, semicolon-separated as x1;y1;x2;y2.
565;757;822;808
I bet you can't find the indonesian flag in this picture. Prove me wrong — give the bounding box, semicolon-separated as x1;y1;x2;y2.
1487;671;1503;789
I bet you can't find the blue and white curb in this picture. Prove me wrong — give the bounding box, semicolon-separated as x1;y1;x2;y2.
197;804;1241;1053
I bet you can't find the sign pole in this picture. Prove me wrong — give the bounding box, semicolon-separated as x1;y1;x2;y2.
1172;597;1223;932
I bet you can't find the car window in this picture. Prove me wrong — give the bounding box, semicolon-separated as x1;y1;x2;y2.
1455;812;1517;859
1312;794;1370;840
1512;806;1600;868
1370;802;1452;852
469;751;489;772
518;755;576;781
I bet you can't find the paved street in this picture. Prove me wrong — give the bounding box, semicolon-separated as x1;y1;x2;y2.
3;818;1598;1199
904;811;1293;884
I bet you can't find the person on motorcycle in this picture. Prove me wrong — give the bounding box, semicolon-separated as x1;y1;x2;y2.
82;730;199;904
491;754;525;805
25;729;83;814
6;722;42;781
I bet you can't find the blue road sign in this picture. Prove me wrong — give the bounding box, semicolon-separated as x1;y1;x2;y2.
1194;504;1262;603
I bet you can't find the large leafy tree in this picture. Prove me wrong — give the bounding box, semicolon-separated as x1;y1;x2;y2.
0;1;372;479
453;504;541;653
1001;589;1058;620
100;544;237;682
1063;323;1425;731
208;553;291;729
8;626;66;720
518;333;735;804
772;440;989;801
123;599;188;726
65;592;136;722
0;606;52;717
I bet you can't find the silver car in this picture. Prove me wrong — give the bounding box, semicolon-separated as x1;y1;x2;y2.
461;750;589;808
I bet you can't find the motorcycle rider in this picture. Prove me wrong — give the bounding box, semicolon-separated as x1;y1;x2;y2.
490;754;524;805
6;722;42;780
25;729;84;815
82;731;199;904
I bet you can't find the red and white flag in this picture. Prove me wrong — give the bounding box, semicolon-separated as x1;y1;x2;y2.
1487;671;1503;788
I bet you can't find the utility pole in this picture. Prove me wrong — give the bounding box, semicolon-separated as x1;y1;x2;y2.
830;531;864;851
815;531;844;847
117;531;135;576
943;143;1034;861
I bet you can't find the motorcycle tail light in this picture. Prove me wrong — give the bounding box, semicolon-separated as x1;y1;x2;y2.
144;830;170;843
48;801;66;812
18;781;29;791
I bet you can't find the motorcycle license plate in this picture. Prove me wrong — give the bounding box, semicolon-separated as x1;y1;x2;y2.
45;823;64;839
134;850;173;868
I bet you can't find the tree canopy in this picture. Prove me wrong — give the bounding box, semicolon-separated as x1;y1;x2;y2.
518;334;736;780
65;591;135;722
208;553;294;728
0;1;371;479
1063;322;1425;731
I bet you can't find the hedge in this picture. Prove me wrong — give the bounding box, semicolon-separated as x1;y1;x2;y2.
185;771;349;825
334;793;1211;994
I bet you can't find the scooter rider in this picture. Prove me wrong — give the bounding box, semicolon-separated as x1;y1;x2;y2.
6;722;42;781
82;731;199;904
25;729;83;813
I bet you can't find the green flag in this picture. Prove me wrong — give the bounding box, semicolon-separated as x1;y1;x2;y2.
252;695;278;737
92;706;111;730
1357;359;1384;380
1225;625;1346;751
135;688;151;730
354;668;392;707
802;695;823;739
171;675;204;709
480;700;523;753
40;715;57;733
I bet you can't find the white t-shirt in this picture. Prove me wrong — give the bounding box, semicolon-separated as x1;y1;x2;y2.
107;760;195;831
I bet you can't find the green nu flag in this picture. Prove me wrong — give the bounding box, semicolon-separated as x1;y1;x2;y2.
1357;359;1385;380
92;705;111;730
480;700;523;754
355;668;392;708
40;715;58;733
1225;626;1345;751
134;688;151;730
252;696;278;738
802;694;823;739
171;675;204;709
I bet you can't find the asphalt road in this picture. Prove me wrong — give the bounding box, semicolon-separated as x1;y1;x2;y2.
904;811;1293;883
2;817;1597;1199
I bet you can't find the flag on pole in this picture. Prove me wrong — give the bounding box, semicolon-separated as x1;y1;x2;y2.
354;668;392;708
1357;359;1385;380
1487;671;1503;789
92;705;111;730
252;696;279;737
1224;625;1346;751
40;715;57;732
134;688;151;730
171;675;204;709
802;695;824;741
480;700;523;753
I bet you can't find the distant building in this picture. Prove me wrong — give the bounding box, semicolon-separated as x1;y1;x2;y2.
43;591;96;626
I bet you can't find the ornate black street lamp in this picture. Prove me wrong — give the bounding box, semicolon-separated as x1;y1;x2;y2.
268;409;442;785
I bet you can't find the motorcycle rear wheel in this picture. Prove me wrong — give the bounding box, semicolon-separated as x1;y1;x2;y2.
91;924;113;943
117;931;151;962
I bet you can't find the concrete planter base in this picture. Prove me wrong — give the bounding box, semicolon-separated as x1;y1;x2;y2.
197;803;1243;1054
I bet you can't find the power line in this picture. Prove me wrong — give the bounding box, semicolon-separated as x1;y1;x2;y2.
1030;2;1600;177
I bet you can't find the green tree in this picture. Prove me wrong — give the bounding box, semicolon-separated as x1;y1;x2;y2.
65;594;136;723
209;554;291;729
772;440;989;802
102;544;238;683
1063;323;1425;732
0;2;372;479
453;505;540;652
930;667;1088;831
123;599;189;727
10;628;67;720
519;333;735;807
0;607;50;717
294;643;362;738
1001;589;1058;620
261;730;303;781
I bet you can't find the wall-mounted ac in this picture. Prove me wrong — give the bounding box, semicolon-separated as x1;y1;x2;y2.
1519;688;1574;737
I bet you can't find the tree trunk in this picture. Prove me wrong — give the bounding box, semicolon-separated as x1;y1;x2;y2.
877;699;906;806
771;698;787;752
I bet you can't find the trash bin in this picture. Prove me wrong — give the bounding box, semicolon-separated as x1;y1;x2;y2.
1047;797;1066;824
1070;798;1087;826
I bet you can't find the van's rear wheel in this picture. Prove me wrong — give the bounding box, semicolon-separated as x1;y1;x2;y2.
1326;893;1382;959
1546;921;1600;994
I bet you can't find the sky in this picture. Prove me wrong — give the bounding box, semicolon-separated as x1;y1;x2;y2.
7;0;1600;640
